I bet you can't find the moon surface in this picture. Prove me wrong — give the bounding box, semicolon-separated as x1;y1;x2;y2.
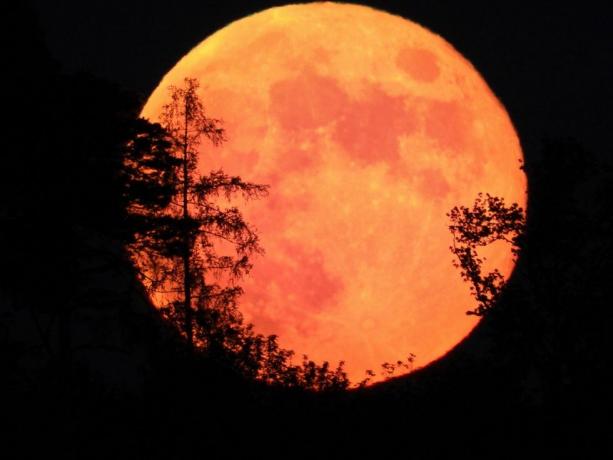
142;3;526;383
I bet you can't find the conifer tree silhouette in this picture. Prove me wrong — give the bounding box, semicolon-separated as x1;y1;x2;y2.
134;77;267;350
129;78;351;390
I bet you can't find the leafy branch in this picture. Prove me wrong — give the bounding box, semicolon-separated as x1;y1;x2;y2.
447;193;526;316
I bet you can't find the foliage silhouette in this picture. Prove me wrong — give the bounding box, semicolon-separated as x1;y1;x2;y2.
131;77;266;350
130;77;350;391
356;353;417;387
448;193;526;316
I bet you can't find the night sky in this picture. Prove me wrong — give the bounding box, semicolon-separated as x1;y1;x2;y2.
33;0;612;159
4;2;612;457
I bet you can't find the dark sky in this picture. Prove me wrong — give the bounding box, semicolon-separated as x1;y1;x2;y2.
32;0;612;158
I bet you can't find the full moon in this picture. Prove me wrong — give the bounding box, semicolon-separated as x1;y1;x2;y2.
142;3;526;383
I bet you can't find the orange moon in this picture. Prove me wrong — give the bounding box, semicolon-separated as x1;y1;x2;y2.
142;3;526;383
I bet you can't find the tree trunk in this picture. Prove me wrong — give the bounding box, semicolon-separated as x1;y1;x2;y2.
182;102;193;349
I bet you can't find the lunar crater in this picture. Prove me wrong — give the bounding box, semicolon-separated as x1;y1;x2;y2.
396;47;441;82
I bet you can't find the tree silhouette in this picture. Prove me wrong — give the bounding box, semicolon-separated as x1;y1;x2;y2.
130;78;350;390
448;193;526;316
131;77;268;350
